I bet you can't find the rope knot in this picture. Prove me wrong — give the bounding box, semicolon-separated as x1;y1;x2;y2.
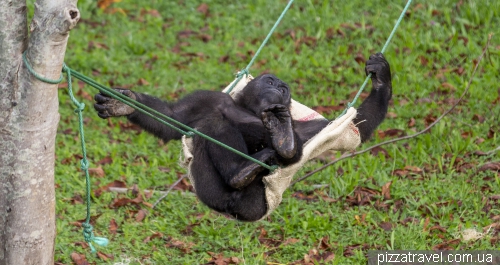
82;222;94;241
62;63;69;73
81;222;109;253
74;102;85;112
80;159;89;170
236;69;249;78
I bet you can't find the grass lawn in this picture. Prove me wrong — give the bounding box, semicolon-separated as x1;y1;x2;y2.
46;0;500;264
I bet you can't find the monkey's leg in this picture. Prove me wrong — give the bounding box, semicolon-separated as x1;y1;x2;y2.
261;104;297;159
201;123;275;190
228;148;276;189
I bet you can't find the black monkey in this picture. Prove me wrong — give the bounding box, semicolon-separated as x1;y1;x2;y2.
94;53;392;221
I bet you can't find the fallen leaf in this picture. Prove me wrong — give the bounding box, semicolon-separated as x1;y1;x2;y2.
143;231;163;243
111;194;143;208
70;193;84;205
75;214;102;227
400;217;419;226
97;0;121;10
137;78;149;86
74;241;89;249
487;127;496;139
432;239;460;250
109;219;118;235
282;238;300;246
97;251;112;261
319;236;332;250
136;209;147;222
423;217;430;231
429;225;447;233
408;117;416;127
140;8;161;18
370;146;390;158
386;112;397;119
379;221;393;231
392;169;409;177
88;167;105;177
425;114;437;126
196;3;209;16
71;252;89;265
404;165;423;174
472;114;485;123
96;156;113;165
354;53;366;64
381;181;392;200
479;162;500;172
377;128;406;139
95;180;127;197
165;237;195;254
440;82;456;92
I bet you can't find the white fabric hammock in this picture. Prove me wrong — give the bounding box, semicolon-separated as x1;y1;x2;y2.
180;74;361;220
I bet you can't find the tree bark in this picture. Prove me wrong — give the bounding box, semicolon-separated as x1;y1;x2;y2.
0;0;79;264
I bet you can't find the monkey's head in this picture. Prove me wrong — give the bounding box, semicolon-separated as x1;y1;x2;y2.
235;74;292;115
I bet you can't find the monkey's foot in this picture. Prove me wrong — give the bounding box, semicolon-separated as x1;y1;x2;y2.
261;104;297;159
229;149;275;189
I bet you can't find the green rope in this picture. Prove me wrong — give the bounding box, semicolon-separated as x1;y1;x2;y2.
22;52;64;84
21;1;412;240
22;54;278;172
23;52;278;249
64;65;109;253
65;68;277;171
337;0;412;118
23;52;109;253
226;0;295;93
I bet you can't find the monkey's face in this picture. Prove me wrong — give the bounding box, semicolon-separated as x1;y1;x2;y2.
239;74;291;115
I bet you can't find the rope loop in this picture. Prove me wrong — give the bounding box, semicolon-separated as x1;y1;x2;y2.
22;51;64;84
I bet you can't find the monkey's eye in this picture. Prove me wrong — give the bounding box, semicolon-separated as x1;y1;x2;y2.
267;80;274;86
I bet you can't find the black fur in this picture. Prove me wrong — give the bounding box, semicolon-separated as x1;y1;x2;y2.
94;53;392;221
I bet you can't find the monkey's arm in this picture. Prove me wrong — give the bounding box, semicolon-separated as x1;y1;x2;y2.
295;53;392;143
352;53;392;142
94;90;183;142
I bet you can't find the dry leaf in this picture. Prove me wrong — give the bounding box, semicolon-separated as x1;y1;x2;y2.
71;252;89;265
136;209;147;222
196;3;209;16
381;181;392;200
109;219;118;235
97;0;121;10
88;167;105;177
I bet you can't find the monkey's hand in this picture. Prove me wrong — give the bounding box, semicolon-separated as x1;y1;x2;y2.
94;89;137;119
366;53;392;93
261;104;297;159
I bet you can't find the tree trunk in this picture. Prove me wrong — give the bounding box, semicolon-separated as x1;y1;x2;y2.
0;0;79;264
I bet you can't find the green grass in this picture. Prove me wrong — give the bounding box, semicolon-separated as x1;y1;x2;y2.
45;0;500;264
